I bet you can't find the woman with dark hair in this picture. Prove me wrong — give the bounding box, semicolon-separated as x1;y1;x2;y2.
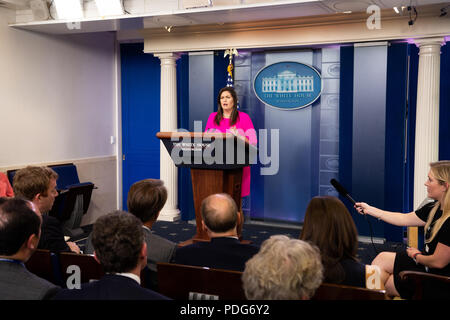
300;196;373;288
205;87;257;198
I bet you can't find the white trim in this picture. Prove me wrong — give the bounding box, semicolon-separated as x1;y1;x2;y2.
354;41;389;47
0;155;116;172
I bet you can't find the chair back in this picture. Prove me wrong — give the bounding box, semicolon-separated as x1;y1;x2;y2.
25;249;63;286
58;252;104;287
48;163;95;237
399;270;450;300
157;262;246;300
312;282;388;300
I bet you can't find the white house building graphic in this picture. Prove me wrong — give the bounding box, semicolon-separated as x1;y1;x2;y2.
262;70;314;93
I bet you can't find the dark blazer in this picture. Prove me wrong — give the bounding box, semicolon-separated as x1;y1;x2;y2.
38;215;71;252
143;227;177;272
53;274;170;300
174;237;260;271
140;227;177;290
0;261;60;300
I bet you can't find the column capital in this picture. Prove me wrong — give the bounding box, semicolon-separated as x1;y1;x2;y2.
414;37;446;48
154;52;182;61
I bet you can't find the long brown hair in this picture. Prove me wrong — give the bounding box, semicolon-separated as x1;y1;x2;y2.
300;196;359;282
215;87;239;126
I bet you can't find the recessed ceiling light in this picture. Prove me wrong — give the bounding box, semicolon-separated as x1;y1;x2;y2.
95;0;124;16
54;0;83;20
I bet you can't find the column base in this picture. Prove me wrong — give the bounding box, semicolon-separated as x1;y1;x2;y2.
158;208;181;222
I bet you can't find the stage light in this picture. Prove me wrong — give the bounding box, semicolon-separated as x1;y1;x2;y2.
54;0;83;20
95;0;124;17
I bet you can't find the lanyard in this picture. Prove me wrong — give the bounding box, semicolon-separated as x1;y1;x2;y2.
0;258;25;267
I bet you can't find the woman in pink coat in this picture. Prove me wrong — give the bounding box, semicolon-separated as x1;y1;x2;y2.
205;87;257;198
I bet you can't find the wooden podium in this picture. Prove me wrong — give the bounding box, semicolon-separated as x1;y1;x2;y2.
156;132;257;245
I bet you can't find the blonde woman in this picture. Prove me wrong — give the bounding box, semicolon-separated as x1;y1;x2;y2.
355;160;450;298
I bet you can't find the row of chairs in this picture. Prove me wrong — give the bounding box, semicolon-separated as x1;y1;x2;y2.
156;263;450;300
156;262;389;300
25;249;104;288
26;249;449;299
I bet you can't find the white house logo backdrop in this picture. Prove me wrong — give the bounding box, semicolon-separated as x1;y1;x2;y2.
253;61;322;110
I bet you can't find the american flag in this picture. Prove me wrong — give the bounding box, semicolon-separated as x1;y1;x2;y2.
224;48;239;108
226;61;234;87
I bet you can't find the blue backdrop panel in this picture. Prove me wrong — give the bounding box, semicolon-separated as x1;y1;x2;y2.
121;43;161;210
405;44;419;213
339;45;354;211
189;53;215;131
247;50;325;223
177;54;195;221
352;44;388;238
384;42;409;242
440;41;450;160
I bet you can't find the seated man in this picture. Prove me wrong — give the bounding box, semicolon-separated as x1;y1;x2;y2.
174;193;259;271
0;198;60;300
53;211;170;300
126;179;177;289
242;235;324;300
13;166;80;253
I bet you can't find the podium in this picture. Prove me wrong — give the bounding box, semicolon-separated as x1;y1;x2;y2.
156;132;257;245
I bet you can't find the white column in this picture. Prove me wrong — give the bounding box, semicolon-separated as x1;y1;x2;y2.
410;37;445;246
155;52;181;221
413;38;444;208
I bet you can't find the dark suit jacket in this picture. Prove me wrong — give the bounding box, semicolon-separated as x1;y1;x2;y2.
53;274;170;300
143;227;177;272
0;261;60;300
174;237;260;271
140;227;177;291
38;215;71;252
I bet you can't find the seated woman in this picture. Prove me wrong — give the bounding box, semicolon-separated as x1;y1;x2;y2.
300;196;381;289
355;160;450;299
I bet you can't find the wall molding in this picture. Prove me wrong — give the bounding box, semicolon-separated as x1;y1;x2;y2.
0;155;117;172
143;5;450;53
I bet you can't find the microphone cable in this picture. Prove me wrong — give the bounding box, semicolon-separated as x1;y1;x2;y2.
330;179;379;255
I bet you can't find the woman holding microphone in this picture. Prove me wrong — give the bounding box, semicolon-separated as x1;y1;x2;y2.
355;160;450;298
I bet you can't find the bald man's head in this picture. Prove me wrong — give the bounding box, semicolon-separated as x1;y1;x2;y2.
201;193;238;233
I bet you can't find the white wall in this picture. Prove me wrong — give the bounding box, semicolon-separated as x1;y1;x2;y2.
0;7;116;167
0;7;118;225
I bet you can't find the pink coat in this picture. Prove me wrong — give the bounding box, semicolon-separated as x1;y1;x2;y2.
0;172;14;197
205;111;257;197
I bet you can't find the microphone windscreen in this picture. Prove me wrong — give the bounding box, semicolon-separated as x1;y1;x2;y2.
330;178;348;195
330;179;356;205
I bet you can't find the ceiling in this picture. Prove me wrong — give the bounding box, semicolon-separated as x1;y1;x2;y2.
5;0;450;34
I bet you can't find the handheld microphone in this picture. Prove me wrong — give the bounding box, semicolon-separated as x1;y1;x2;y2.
330;178;356;205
